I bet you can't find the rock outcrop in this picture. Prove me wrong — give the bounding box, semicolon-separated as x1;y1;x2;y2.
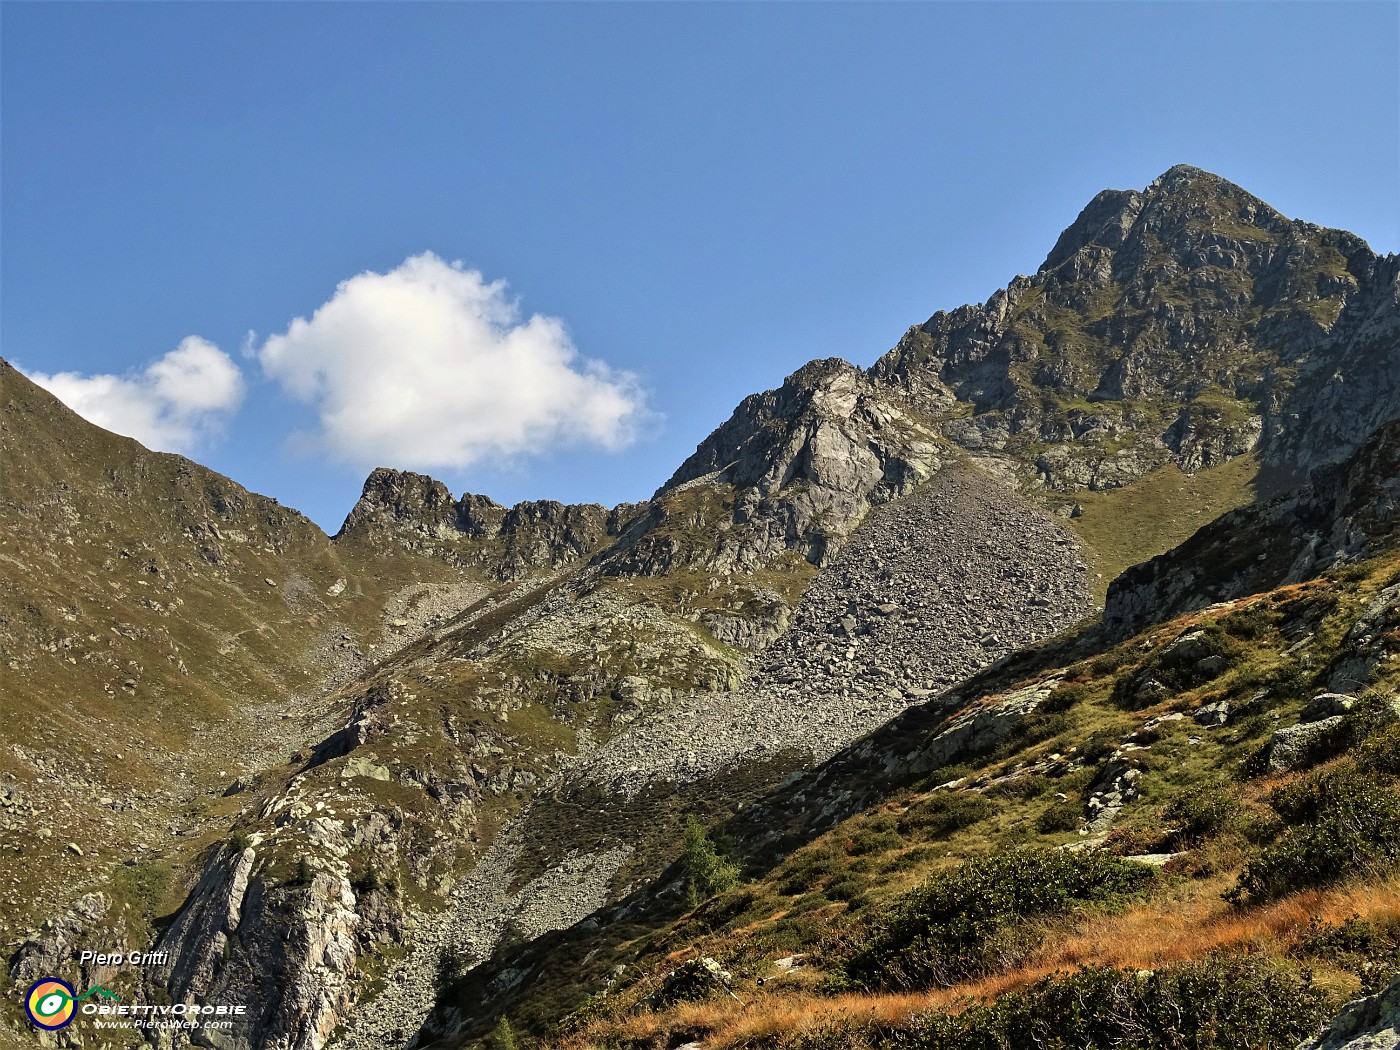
152;845;361;1050
336;467;634;580
1298;973;1400;1050
605;358;940;576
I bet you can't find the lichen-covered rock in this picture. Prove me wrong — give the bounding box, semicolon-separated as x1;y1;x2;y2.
1193;700;1231;727
1267;716;1346;772
1083;757;1144;834
1297;973;1400;1050
1300;693;1356;723
917;682;1056;774
644;957;734;1009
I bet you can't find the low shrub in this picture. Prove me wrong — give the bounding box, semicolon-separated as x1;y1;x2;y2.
1362;718;1400;776
1231;764;1400;902
1034;799;1082;833
1000;711;1071;754
988;775;1052;801
898;956;1329;1050
824;871;865;903
691;887;758;931
1283;693;1400;770
1301;913;1400;995
1265;660;1315;702
777;844;841;896
838;847;1154;991
1078;729;1120;764
1164;790;1238;848
1090;649;1139;677
1219;603;1285;640
1043;682;1094;713
896;793;997;838
849;829;904;856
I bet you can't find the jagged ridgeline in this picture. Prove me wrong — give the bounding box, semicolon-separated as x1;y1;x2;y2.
0;164;1396;1050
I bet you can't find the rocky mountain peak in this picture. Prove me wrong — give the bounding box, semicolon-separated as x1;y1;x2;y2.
335;466;623;579
612;356;938;576
659;357;868;494
1040;187;1145;274
336;466;466;540
870;165;1395;494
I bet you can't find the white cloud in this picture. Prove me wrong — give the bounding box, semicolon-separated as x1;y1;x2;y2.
23;337;245;453
255;252;646;469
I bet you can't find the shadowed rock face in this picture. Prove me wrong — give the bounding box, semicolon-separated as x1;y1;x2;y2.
1104;417;1400;637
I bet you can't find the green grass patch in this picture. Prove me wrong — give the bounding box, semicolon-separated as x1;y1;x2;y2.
1062;455;1259;599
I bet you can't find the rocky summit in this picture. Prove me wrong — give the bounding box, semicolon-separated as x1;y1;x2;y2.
1;166;1398;1050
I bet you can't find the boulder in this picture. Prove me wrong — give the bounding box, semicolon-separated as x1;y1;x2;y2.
1193;701;1231;727
1301;693;1356;723
1267;716;1345;772
1297;973;1400;1050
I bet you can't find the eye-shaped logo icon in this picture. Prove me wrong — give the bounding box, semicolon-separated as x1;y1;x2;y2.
25;978;76;1030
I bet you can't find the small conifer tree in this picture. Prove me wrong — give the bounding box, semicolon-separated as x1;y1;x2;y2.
683;815;740;907
490;1015;518;1050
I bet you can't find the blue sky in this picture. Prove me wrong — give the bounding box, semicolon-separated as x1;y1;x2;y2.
3;2;1397;532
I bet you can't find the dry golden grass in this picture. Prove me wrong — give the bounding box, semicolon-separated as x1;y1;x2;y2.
554;875;1400;1050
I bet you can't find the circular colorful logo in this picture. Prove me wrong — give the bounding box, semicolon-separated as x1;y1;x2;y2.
24;978;76;1030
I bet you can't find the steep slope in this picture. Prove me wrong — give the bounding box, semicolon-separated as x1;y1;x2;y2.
1104;416;1400;636
0;361;627;1045
0;358;393;958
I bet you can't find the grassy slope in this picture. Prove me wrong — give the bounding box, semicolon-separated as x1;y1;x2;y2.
0;360;497;1006
0;355;823;1047
0;345;1365;1049
1060;455;1261;601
